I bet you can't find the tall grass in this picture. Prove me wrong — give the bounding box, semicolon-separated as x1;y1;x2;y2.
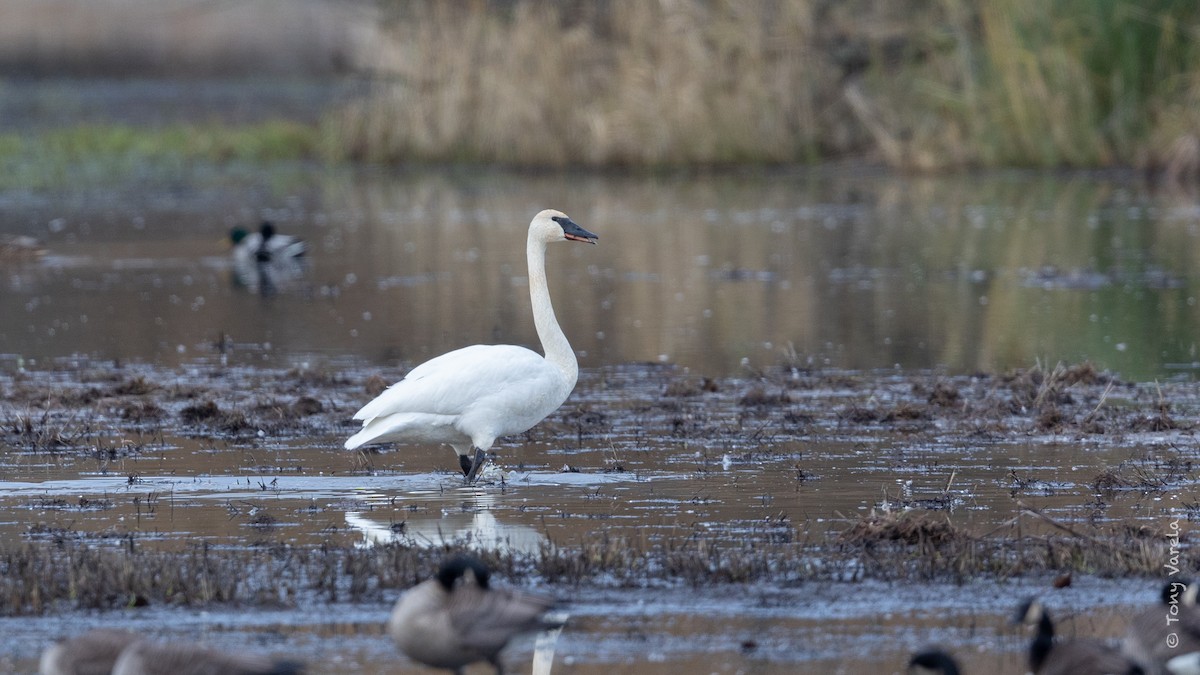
335;0;829;167
333;0;1200;171
958;0;1200;169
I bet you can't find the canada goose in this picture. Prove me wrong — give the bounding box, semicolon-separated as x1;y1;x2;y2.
908;648;962;675
1014;597;1144;675
388;554;562;674
345;209;598;483
1124;580;1200;675
39;628;139;675
110;639;304;675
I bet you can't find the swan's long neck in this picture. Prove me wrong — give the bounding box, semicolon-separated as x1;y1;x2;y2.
527;234;578;387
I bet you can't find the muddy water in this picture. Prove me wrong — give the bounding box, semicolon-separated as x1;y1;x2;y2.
0;80;1197;673
1;358;1195;673
1;169;1199;380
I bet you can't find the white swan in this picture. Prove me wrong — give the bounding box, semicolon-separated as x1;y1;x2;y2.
344;209;597;482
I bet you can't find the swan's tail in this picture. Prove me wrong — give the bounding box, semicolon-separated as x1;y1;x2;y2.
343;412;455;451
344;423;379;450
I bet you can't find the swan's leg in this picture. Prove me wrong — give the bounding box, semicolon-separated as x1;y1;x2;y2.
458;453;474;476
464;447;487;484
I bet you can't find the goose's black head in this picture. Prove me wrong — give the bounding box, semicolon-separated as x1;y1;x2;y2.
1162;578;1197;606
260;221;277;241
435;554;492;591
908;649;961;675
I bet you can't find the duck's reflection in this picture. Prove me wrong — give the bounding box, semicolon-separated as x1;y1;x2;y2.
345;493;546;554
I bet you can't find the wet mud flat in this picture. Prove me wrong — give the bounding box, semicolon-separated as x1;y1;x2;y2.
0;358;1196;673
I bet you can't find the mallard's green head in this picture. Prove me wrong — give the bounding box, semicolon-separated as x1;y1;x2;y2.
229;227;250;245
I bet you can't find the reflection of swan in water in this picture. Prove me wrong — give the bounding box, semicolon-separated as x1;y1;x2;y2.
344;493;546;555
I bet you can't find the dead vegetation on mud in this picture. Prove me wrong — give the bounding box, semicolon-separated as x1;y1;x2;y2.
0;505;1194;616
0;358;1196;615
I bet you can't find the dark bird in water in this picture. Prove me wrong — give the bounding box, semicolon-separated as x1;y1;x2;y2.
1123;580;1200;675
111;638;305;675
1014;597;1144;675
908;649;962;675
40;629;304;675
39;628;139;675
228;221;309;294
388;554;563;674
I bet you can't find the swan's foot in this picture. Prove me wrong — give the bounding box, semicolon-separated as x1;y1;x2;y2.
463;447;487;484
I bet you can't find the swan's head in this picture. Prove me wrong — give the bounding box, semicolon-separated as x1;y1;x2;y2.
531;209;598;245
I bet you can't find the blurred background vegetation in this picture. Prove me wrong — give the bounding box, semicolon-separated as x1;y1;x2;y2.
2;0;1200;174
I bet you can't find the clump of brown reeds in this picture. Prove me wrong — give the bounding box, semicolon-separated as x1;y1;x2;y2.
334;0;1200;171
335;0;831;167
840;511;965;548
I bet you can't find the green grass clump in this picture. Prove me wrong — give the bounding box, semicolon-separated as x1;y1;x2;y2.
35;120;324;163
0;120;327;188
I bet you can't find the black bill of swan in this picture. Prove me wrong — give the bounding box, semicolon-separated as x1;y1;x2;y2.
39;628;140;675
344;209;598;482
1014;598;1145;675
111;639;305;675
388;555;562;675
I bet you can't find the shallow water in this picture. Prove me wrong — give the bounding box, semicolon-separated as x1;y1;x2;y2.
1;167;1199;380
1;80;1197;674
1;359;1195;673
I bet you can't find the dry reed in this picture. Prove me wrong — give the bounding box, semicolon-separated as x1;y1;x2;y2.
336;0;832;167
334;0;1200;171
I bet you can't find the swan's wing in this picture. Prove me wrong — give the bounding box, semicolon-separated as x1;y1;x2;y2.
352;345;552;422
